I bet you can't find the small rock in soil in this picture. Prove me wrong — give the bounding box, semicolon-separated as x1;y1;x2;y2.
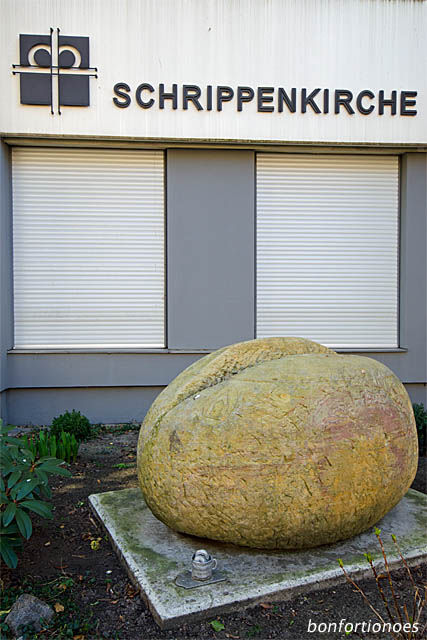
5;593;54;635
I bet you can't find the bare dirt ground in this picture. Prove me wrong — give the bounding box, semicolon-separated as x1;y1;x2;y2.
1;426;426;640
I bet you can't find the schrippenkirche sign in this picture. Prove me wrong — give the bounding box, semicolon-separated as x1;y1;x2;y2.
113;83;418;116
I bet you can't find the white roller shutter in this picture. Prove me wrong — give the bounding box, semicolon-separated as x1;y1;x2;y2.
12;147;165;348
256;154;399;348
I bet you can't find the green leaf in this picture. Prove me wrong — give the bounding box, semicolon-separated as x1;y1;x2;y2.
36;456;59;464
3;436;24;447
38;483;52;499
1;464;17;476
34;469;48;485
38;464;71;477
20;500;52;519
5;538;22;548
50;437;57;458
15;508;32;539
0;523;20;535
0;539;19;568
8;447;22;461
0;451;13;468
2;503;17;527
210;620;225;632
0;421;13;434
7;470;22;489
53;466;71;477
19;448;36;463
38;461;61;472
15;478;41;500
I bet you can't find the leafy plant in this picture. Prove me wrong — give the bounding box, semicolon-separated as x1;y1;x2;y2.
50;410;91;442
0;420;71;568
338;528;426;639
210;619;225;632
21;430;79;464
413;403;426;456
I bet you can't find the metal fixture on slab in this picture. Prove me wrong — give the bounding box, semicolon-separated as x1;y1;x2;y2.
175;549;227;589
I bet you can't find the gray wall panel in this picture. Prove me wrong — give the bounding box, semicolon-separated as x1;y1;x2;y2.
397;153;427;381
6;386;165;426
167;149;255;350
0;390;7;423
7;352;204;389
404;384;427;406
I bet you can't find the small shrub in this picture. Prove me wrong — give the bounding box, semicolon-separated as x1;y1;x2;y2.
50;409;91;442
22;430;79;464
339;528;426;639
413;403;426;456
0;420;71;568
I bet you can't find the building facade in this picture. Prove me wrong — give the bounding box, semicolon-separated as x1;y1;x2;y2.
1;0;426;425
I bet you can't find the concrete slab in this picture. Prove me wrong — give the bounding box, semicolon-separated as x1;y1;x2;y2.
89;488;427;629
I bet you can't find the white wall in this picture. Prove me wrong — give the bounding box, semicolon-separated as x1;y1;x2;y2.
1;0;426;144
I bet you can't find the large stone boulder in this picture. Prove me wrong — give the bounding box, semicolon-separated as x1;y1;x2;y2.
137;337;418;549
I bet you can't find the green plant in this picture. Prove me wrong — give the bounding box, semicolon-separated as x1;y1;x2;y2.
113;462;134;470
413;403;426;456
247;624;262;637
21;430;79;464
338;528;426;639
50;409;91;442
210;619;225;632
0;421;71;568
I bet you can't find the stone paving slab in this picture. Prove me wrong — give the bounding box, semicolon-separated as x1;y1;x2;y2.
89;488;426;629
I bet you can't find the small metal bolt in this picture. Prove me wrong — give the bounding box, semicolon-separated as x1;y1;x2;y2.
175;549;226;589
191;549;217;581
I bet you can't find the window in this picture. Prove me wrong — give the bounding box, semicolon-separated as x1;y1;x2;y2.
256;153;399;348
12;147;165;348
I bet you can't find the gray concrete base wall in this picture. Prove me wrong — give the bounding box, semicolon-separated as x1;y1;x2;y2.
405;384;427;406
4;386;165;426
0;390;7;423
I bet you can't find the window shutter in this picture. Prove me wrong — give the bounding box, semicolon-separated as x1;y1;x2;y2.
256;154;399;348
12;147;165;348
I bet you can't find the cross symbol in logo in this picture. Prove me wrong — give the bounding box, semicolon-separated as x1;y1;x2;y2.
13;28;97;115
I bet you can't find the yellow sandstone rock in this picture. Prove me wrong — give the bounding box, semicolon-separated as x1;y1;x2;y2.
137;337;418;549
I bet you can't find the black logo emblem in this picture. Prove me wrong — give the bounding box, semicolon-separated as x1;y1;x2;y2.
13;28;97;114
